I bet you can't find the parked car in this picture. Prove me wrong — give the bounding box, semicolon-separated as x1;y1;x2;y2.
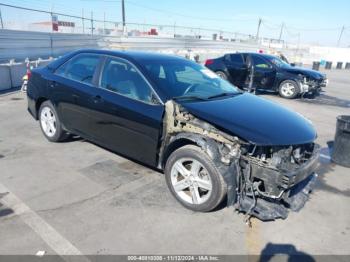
27;50;319;220
205;52;328;99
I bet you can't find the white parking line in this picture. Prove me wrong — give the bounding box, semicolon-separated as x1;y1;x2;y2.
0;183;90;261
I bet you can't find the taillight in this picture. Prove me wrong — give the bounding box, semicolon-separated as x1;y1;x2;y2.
205;59;214;66
26;69;32;80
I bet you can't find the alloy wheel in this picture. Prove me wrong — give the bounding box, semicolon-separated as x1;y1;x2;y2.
170;158;212;205
40;107;57;137
281;82;296;97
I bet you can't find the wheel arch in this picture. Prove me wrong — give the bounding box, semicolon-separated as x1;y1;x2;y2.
277;74;301;89
160;137;197;170
35;97;49;120
160;133;221;170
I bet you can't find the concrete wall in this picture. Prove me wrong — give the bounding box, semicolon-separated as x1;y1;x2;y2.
0;29;104;63
0;59;55;91
0;65;11;91
9;63;27;88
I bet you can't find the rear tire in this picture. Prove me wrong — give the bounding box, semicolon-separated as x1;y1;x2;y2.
278;80;300;99
39;101;69;142
165;145;226;212
215;71;228;80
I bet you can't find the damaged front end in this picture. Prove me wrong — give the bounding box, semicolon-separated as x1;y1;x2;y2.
235;143;319;221
160;100;319;221
299;76;328;95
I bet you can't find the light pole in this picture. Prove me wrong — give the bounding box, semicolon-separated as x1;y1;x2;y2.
278;22;284;41
337;25;345;47
121;0;126;34
255;18;262;41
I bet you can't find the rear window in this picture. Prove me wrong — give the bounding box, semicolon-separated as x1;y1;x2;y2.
55;54;100;84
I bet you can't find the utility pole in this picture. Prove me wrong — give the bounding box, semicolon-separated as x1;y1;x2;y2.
0;8;4;29
82;9;85;34
278;22;284;41
255;18;262;41
121;0;126;34
337;25;345;47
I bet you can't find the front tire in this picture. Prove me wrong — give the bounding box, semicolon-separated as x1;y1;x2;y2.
165;145;226;212
39;101;68;142
278;80;300;99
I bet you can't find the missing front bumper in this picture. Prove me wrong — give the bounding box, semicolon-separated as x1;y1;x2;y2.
236;173;318;221
300;78;328;94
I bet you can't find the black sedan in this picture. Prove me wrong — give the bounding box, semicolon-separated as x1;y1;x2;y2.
27;50;319;220
205;52;328;99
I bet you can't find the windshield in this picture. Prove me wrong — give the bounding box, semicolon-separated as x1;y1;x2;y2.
267;56;290;68
141;58;240;101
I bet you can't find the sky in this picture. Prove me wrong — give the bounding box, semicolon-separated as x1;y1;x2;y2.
0;0;349;46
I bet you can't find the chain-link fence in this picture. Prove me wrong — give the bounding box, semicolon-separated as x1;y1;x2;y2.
0;2;276;44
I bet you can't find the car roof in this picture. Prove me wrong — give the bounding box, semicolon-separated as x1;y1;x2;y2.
70;49;185;62
234;52;277;59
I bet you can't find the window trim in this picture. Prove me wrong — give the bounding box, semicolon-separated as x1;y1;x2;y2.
54;53;103;87
97;55;164;106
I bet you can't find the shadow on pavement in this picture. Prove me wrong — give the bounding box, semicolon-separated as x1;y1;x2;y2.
259;243;315;262
316;142;350;198
0;193;14;218
298;94;350;108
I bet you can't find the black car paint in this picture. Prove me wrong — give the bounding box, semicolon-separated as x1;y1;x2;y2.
27;49;316;167
28;51;165;166
178;93;316;145
205;52;326;92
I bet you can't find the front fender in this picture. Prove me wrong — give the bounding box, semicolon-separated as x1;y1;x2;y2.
276;72;301;88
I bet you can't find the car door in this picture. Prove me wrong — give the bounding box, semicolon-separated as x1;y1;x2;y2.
50;53;102;137
251;55;276;89
91;56;164;166
224;53;247;87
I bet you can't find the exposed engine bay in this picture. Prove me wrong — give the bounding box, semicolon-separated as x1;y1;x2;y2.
159;100;319;221
299;76;328;94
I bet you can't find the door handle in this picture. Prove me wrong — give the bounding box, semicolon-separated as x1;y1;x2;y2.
72;94;79;103
93;95;103;103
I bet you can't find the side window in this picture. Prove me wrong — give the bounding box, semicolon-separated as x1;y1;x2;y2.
252;56;271;69
100;58;157;104
229;54;243;64
55;54;100;84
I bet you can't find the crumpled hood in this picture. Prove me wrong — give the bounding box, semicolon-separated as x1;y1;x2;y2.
178;93;317;145
283;66;325;80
